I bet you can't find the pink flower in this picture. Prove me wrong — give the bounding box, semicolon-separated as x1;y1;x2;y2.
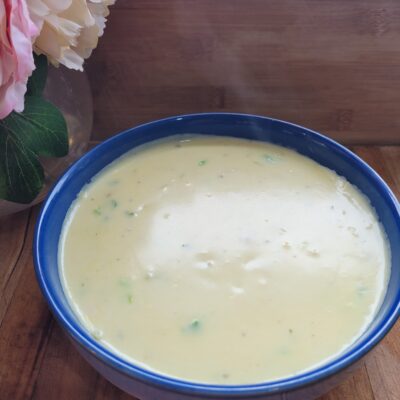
0;0;38;119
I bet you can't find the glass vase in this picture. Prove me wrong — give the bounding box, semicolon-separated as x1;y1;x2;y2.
0;66;93;217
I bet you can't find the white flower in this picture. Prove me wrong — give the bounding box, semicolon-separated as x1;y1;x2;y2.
27;0;115;71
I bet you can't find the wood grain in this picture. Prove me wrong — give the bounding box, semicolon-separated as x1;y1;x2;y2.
0;210;31;326
87;0;400;144
0;209;53;400
0;145;399;400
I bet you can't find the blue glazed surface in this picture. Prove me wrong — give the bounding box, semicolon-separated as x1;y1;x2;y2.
34;113;400;398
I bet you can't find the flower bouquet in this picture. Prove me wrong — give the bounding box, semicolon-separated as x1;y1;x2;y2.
0;0;114;204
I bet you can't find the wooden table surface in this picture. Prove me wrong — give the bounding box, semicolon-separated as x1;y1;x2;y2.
0;145;399;400
88;0;400;145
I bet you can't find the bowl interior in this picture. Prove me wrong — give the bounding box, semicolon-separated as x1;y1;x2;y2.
34;113;400;395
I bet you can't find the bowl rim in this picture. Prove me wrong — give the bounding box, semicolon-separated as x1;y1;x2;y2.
34;112;400;397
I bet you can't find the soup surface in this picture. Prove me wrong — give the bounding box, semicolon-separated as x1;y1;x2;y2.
60;135;389;384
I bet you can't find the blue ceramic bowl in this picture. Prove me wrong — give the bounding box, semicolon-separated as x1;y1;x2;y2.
34;113;400;400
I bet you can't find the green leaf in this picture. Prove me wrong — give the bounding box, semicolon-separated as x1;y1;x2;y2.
0;131;44;203
0;96;68;203
7;96;69;157
27;54;48;96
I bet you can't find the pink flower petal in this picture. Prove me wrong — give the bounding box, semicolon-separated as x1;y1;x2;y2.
0;0;38;119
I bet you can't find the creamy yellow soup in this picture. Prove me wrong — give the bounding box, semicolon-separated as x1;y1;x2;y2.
60;136;389;384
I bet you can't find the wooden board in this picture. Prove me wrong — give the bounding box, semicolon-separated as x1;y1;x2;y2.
0;146;399;400
87;0;400;144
